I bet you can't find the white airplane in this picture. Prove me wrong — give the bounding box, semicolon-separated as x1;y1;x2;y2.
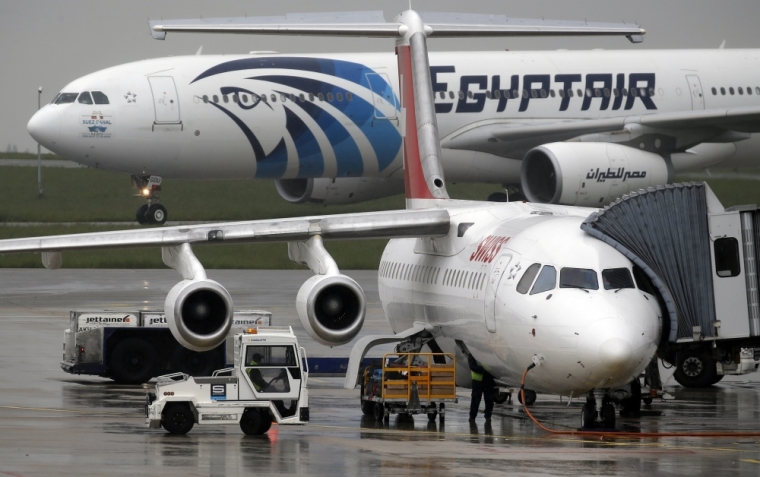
26;12;760;223
9;10;664;428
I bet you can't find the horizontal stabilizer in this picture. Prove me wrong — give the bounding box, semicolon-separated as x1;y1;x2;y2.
150;11;644;42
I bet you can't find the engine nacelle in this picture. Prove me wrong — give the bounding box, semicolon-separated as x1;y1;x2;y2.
296;274;366;346
164;279;234;352
521;142;672;207
275;177;404;206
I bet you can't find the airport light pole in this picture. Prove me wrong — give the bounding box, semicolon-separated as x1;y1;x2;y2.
37;86;43;198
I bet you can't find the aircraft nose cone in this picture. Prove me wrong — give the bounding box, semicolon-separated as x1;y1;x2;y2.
27;106;60;147
598;338;633;372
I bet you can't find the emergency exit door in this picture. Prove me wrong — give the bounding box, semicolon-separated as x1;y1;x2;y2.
148;76;181;123
686;75;705;110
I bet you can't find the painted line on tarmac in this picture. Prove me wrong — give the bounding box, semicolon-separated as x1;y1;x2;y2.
0;405;134;416
741;459;760;464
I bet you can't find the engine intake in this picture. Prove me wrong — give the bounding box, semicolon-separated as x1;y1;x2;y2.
275;177;404;206
521;142;671;207
165;279;234;351
296;274;366;346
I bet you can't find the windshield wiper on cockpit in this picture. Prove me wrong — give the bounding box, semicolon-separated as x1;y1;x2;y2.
563;284;590;293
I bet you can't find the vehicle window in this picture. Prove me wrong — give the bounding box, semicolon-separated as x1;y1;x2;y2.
602;268;635;290
91;91;109;104
632;265;656;295
245;345;297;367
516;263;541;294
54;93;79;104
77;92;93;104
715;237;740;277
560;268;599;290
530;266;556;295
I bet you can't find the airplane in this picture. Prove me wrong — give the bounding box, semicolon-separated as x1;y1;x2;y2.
26;12;760;224
8;10;662;428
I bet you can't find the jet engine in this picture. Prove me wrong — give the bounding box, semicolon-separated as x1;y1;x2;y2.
275;177;404;206
164;279;234;352
521;142;671;207
296;274;366;346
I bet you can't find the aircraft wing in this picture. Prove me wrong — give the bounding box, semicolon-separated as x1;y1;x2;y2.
149;11;644;42
442;105;760;158
0;209;450;256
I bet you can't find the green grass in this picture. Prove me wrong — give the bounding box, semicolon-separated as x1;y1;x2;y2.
1;165;758;269
0;166;503;268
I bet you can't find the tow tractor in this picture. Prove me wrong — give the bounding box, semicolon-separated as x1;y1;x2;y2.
146;326;309;435
360;352;457;423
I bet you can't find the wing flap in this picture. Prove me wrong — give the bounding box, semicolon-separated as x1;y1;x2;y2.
0;209;451;254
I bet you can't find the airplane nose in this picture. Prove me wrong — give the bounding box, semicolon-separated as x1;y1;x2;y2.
598;337;633;372
27;106;60;147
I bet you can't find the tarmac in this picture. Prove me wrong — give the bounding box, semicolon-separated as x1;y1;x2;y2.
1;269;760;476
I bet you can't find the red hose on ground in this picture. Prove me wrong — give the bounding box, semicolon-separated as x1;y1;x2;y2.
519;364;760;437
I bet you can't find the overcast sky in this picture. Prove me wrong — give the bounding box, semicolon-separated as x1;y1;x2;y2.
2;0;759;153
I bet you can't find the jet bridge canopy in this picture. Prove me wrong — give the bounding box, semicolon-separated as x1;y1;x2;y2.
581;183;732;342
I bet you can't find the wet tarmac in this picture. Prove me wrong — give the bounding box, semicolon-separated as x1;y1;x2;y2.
1;269;760;476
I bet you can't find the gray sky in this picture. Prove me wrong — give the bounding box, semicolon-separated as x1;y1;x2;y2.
2;0;759;153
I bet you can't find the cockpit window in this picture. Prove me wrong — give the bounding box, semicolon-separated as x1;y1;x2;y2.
78;92;93;104
516;263;541;294
530;266;556;295
632;265;656;295
91;91;110;104
560;268;599;290
54;93;79;104
602;268;635;290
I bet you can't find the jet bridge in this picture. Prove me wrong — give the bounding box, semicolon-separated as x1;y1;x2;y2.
581;182;760;386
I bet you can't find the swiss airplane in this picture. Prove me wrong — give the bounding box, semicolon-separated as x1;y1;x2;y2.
9;10;663;428
26;12;760;224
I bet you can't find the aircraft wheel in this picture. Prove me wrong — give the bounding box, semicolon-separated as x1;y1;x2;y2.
493;389;510;404
136;204;149;224
240;408;272;435
620;378;642;417
601;403;616;429
147;204;167;224
427;410;438;422
110;337;156;384
162;403;195;435
518;389;537;406
581;402;596;429
674;349;717;388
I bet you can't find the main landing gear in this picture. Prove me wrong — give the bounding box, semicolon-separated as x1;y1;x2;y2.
132;175;167;225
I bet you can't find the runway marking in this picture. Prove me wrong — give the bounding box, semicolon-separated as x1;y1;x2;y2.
0;405;133;416
741;459;760;464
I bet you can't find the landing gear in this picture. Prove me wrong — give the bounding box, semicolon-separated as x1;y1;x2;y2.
487;185;526;203
517;389;537;406
581;392;616;430
132;175;167;225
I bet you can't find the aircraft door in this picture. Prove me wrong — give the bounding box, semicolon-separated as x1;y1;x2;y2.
148;76;181;123
366;72;398;120
485;254;512;332
686;75;705;110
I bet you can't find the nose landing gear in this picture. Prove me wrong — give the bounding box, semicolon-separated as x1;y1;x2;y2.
581;391;616;430
132;175;167;225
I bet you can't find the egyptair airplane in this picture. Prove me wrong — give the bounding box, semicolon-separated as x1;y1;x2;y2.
9;10;663;428
26;12;760;224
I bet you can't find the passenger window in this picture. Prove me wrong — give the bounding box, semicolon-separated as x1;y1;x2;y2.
576;88;583;97
336;92;343;101
78;92;93;104
712;87;717;95
223;95;229;103
449;91;455;99
714;237;740;277
485;90;492;99
272;94;278;102
346;92;353;101
289;94;297;102
549;89;556;98
602;268;635;290
756;87;760;95
232;94;239;103
516;263;542;295
309;93;315;101
530;266;556;295
748;87;753;96
299;93;305;102
261;94;267;103
632;265;656;295
202;95;209;104
559;89;565;98
721;87;726;95
494;90;502;99
560;268;599;290
91;91;109;104
458;91;464;99
212;95;219;103
729;87;735;95
327;92;334;102
739;87;744;95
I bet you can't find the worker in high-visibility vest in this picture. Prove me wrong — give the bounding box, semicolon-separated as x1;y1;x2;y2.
468;353;495;422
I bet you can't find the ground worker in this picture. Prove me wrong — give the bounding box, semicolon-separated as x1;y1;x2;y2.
468;353;495;422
